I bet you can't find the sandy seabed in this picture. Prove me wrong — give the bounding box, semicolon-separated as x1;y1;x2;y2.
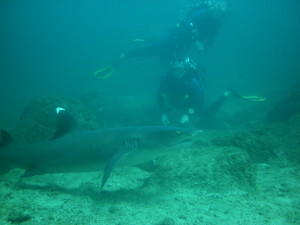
1;127;299;225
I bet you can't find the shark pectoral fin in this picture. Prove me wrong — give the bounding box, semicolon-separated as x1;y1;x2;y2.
101;151;127;189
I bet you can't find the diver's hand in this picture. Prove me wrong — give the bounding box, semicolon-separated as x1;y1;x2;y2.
223;90;231;97
162;114;170;125
180;114;190;124
195;41;205;52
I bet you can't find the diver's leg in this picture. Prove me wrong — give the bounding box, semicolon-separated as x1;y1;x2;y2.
203;91;230;119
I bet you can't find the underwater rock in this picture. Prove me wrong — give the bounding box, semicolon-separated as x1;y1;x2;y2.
154;146;256;192
212;129;279;162
156;217;176;225
12;95;98;144
277;112;300;166
214;147;256;189
267;80;300;122
81;89;158;128
7;211;32;224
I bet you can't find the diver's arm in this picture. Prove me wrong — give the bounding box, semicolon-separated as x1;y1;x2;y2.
162;113;170;125
194;41;205;52
157;91;168;114
185;77;204;116
112;46;156;67
158;93;170;125
157;83;171;125
111;53;126;67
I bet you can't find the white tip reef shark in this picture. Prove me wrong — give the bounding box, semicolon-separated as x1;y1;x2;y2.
0;109;201;189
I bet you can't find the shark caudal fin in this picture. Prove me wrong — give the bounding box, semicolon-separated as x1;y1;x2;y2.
0;130;13;148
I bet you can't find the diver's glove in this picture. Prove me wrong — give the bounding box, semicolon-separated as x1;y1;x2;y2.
195;41;205;52
162;114;170;125
223;90;231;97
180;114;190;124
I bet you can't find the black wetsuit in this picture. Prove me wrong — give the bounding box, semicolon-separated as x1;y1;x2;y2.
114;7;221;66
157;68;204;116
157;65;229;124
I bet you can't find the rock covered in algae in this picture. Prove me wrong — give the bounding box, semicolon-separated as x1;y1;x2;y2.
267;80;300;122
80;88;159;128
274;112;300;166
152;145;256;192
211;129;279;163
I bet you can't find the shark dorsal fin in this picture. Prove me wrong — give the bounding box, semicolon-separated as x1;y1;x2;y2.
50;108;76;140
0;129;13;148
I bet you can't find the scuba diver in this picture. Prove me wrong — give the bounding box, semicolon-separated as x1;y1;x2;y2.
95;0;231;78
157;57;231;126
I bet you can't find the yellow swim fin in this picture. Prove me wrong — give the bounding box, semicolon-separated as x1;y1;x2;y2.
94;64;115;79
242;96;266;102
132;38;146;42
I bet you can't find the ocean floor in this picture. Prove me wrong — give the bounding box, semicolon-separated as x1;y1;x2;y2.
1;95;300;225
1;127;300;225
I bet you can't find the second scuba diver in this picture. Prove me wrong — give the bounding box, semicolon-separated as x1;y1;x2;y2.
157;57;231;126
95;0;231;78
